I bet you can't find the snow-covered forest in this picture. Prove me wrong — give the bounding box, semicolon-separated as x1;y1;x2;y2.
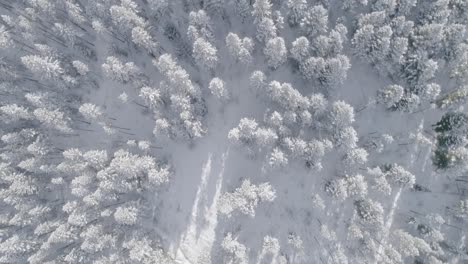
0;0;468;263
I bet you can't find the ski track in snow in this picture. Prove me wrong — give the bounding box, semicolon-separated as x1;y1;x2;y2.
174;150;228;263
376;187;403;261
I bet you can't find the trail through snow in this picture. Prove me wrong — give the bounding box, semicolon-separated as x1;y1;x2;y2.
376;187;403;261
174;150;229;263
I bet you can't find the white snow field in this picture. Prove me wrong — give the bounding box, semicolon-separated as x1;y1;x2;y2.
0;0;468;264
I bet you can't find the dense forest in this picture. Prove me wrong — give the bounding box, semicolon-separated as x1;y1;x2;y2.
0;0;468;263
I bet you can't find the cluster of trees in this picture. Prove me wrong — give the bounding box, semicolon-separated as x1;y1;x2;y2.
151;54;207;140
219;232;299;264
218;179;276;218
0;0;179;262
345;3;468;261
226;32;254;65
359;1;468;113
376;83;441;112
433;111;468;170
0;146;172;263
288;11;351;89
188;10;218;70
231;69;366;174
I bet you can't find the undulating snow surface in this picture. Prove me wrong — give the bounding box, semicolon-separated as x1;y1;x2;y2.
0;0;468;263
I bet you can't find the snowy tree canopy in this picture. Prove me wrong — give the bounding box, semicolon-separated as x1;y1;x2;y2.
0;0;466;263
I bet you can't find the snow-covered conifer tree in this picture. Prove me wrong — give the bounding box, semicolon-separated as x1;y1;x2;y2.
264;37;287;69
209;77;230;101
290;36;310;63
193;38;218;70
226;33;254;64
21;55;64;80
300;5;328;38
354;199;384;225
102;56;140;83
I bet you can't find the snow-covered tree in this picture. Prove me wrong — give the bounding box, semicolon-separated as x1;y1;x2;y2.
0;104;32;123
264;37;287;69
334;126;358;150
354;199;384;225
300;55;351;87
400;51;438;89
342;148;369;169
33;108;72;132
0;1;466;262
204;0;224;15
226;33;254;65
131;26;157;53
418;83;441;102
188;10;215;43
109;0;146;32
382;163;415;187
228;118;259;147
255;127;278;149
221;233;249;264
393;230;432;259
249;70;267;95
325;178;349;200
290;36;310;63
287;0;307;26
300;5;328;38
102;56;140;83
72;61;89;76
152;54;206;140
218;179;276;217
79;103;103;121
353;24;393;64
345;174;368;197
21;55;64;80
328;100;355;128
255;18;277;42
193;37;218;70
209;77;230;101
377;84;405;109
265;147;288;170
252;0;273;23
436;86;468;108
433;111;468;170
